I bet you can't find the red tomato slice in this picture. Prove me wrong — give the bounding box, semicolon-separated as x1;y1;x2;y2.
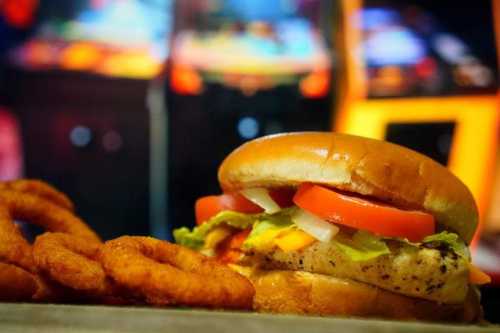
293;183;435;242
195;193;262;225
195;188;295;225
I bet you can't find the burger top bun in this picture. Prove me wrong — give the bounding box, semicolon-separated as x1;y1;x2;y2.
218;132;478;243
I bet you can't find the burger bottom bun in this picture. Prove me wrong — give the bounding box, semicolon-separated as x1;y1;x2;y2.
244;269;482;322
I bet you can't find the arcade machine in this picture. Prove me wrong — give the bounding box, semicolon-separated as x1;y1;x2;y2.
334;0;499;321
156;0;335;237
3;0;172;239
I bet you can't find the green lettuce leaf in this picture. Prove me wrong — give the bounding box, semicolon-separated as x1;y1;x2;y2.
332;231;391;262
422;231;470;259
242;214;294;251
173;208;298;250
330;230;469;262
173;211;256;249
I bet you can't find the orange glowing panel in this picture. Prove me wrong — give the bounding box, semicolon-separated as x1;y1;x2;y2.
338;0;366;100
299;70;330;99
170;65;203;95
334;0;365;131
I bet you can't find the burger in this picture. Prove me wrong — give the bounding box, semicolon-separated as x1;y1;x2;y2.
174;132;489;321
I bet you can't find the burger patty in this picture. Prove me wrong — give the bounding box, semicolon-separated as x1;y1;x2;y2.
247;241;469;304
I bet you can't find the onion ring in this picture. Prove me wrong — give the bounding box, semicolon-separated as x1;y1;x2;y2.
0;185;100;302
33;233;112;296
33;233;138;304
0;179;74;211
0;205;72;302
30;273;69;302
0;190;100;243
0;204;33;269
101;236;255;309
0;262;38;301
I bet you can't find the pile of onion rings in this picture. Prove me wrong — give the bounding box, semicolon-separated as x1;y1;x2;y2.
0;179;255;309
0;179;101;302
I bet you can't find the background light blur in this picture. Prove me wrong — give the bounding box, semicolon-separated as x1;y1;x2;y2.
0;0;499;322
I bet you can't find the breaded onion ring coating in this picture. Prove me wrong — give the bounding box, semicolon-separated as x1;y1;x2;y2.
0;205;33;269
101;236;255;309
0;190;100;243
33;233;112;296
30;273;69;302
0;179;74;211
0;262;38;301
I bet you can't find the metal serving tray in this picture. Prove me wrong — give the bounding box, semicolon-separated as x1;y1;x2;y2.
0;303;498;333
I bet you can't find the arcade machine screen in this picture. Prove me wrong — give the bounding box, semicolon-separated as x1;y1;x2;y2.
170;0;331;95
4;0;173;239
8;0;170;78
360;0;497;99
165;0;334;235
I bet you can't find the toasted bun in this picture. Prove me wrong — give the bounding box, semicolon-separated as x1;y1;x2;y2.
219;132;478;243
247;269;481;322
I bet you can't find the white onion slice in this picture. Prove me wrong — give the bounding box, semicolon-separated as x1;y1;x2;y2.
292;209;339;242
240;188;281;214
